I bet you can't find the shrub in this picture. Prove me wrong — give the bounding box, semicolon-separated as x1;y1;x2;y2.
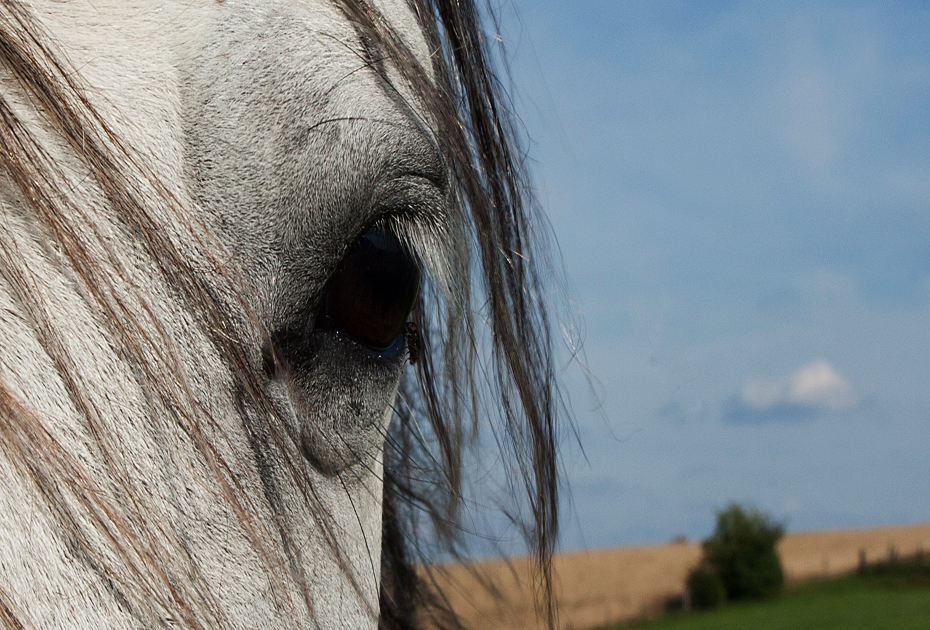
686;564;726;610
702;503;785;601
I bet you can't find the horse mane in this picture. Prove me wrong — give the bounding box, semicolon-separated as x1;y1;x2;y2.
0;1;562;628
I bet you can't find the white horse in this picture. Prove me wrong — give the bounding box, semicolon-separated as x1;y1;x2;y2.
0;1;559;628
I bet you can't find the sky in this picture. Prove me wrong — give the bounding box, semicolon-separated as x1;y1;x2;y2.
488;1;930;551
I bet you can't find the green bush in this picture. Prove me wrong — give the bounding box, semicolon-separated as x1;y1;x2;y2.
686;564;726;609
702;503;785;601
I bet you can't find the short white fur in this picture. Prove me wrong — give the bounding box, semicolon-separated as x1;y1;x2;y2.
0;1;446;628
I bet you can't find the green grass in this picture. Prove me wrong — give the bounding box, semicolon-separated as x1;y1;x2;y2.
610;558;930;630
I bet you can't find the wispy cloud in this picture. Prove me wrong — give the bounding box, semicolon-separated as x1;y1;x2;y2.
723;360;858;425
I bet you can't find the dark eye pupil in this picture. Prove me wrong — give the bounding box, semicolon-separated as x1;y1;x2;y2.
320;226;419;348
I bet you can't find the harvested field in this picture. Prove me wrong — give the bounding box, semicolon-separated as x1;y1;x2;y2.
426;523;930;630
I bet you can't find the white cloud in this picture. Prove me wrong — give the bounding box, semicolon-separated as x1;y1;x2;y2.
740;360;858;412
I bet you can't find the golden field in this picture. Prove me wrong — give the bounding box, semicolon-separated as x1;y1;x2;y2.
425;523;930;630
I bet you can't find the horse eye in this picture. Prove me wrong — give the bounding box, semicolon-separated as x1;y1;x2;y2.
320;225;419;349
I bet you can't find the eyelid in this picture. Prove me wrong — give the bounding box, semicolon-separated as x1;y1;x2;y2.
368;176;453;293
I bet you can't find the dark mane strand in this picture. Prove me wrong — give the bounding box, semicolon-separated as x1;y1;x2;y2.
331;1;563;628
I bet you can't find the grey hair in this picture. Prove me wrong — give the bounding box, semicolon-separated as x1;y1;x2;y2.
0;0;566;628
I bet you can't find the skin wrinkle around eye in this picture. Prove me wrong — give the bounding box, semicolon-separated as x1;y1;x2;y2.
267;198;430;479
259;174;450;371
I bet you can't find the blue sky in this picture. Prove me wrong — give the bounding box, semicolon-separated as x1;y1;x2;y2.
490;1;930;550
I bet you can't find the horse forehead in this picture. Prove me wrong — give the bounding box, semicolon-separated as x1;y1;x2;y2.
39;1;435;153
47;1;433;83
184;1;430;117
194;0;433;68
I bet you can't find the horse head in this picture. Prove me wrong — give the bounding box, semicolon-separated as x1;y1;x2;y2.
0;2;560;628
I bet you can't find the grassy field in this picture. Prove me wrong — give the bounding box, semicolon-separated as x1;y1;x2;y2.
614;559;930;630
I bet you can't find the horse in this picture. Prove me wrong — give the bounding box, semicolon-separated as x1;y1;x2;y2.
0;1;560;628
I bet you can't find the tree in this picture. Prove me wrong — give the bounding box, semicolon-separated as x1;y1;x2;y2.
701;503;785;601
686;564;726;610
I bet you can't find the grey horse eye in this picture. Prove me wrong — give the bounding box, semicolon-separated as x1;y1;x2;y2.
321;225;419;349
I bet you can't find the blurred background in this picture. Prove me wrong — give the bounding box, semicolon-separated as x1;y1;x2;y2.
491;0;930;552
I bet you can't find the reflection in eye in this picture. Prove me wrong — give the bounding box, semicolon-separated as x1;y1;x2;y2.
320;225;419;349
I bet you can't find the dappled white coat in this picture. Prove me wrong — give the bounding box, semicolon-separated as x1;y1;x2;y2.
0;1;447;628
